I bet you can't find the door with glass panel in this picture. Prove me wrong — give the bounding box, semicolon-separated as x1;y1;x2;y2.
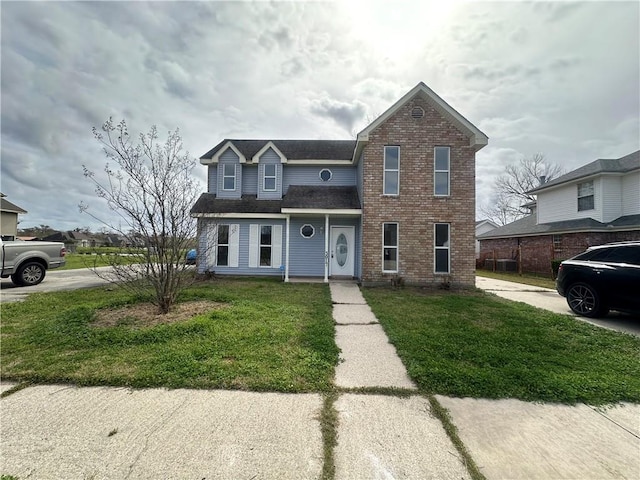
330;226;354;277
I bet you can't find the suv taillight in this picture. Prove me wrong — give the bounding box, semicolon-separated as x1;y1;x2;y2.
60;247;67;257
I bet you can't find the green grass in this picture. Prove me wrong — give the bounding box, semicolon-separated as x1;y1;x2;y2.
1;278;339;392
362;287;640;405
59;253;142;270
476;269;556;289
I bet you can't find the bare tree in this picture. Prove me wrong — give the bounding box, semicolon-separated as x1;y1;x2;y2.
81;118;201;314
482;153;564;225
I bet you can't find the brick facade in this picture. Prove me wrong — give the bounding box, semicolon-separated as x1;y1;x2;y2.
479;230;640;276
361;95;477;287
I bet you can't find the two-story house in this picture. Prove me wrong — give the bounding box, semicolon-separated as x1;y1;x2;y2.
478;150;640;274
191;82;488;286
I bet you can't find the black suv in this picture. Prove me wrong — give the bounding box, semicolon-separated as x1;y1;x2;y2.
556;242;640;317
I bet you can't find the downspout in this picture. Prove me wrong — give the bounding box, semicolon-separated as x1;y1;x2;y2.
285;214;290;282
324;214;329;282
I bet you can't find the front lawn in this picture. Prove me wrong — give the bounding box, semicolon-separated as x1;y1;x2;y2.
363;287;640;405
1;278;338;392
60;253;142;270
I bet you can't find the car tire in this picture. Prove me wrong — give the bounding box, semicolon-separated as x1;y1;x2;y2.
566;282;608;318
13;262;46;287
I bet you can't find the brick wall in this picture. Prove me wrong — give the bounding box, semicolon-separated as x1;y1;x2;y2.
361;95;477;287
479;230;640;276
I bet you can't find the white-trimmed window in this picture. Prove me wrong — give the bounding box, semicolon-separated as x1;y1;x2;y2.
222;163;236;191
207;223;239;268
382;222;398;273
434;146;450;196
577;181;594;211
384;146;400;195
263;164;277;191
434;223;450;273
249;224;283;268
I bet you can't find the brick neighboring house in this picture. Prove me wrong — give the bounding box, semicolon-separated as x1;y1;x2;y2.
478;150;640;275
191;82;488;286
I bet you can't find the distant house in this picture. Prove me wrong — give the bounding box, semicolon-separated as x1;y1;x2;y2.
475;219;498;258
478;150;640;275
0;193;27;240
43;231;98;251
191;82;488;286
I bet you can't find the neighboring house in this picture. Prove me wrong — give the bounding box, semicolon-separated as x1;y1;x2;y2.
0;193;27;241
475;219;498;259
43;231;98;251
191;82;488;286
478;150;640;275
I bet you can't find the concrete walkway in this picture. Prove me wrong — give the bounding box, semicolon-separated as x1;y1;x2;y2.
2;281;639;479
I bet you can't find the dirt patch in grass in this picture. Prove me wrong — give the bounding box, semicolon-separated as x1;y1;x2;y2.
92;300;225;328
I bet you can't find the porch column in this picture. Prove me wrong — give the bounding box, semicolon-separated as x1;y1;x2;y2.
324;214;329;282
285;214;290;282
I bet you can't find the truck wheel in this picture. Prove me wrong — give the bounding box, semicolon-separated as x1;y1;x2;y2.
12;262;46;286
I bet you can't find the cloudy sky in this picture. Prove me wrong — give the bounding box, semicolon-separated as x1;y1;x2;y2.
1;1;638;232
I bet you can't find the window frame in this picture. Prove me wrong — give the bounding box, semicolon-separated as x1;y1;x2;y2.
382;222;399;273
215;224;230;267
577;181;594;211
263;164;277;192
383;146;400;196
222;163;236;191
300;224;315;238
434;223;450;274
434;146;450;196
319;169;332;182
259;225;273;267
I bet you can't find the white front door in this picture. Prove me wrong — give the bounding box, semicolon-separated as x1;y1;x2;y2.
330;226;355;277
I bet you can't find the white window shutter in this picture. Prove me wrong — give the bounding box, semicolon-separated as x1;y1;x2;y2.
249;224;259;268
229;224;240;268
272;224;282;268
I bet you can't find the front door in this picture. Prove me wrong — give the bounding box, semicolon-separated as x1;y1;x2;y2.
330;226;355;277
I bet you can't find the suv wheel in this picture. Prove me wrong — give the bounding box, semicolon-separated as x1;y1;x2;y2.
566;282;608;318
13;262;46;286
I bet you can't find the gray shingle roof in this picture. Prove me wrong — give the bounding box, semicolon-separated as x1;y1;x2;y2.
529;150;640;193
282;186;361;210
200;140;357;161
478;214;640;239
191;194;282;215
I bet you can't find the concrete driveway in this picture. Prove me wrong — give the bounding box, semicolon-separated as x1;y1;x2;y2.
0;267;112;302
476;276;640;337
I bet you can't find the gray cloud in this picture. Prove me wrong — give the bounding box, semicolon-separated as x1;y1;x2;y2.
1;1;638;230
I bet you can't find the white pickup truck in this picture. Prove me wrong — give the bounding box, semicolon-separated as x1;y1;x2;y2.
0;238;66;286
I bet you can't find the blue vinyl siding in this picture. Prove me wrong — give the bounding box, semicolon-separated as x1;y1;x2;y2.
288;218;326;277
258;148;283;200
198;219;285;276
208;165;217;194
217;150;242;199
242;165;258;195
283;166;356;193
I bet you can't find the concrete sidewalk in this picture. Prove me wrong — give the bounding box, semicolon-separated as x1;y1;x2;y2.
2;281;639;479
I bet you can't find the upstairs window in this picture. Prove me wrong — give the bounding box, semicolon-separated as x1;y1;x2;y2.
222;163;236;191
577;181;594;211
263;164;277;191
384;146;400;195
382;222;398;273
434;147;450;196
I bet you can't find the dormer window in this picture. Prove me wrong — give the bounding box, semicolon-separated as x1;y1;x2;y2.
223;164;236;191
263;164;277;191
